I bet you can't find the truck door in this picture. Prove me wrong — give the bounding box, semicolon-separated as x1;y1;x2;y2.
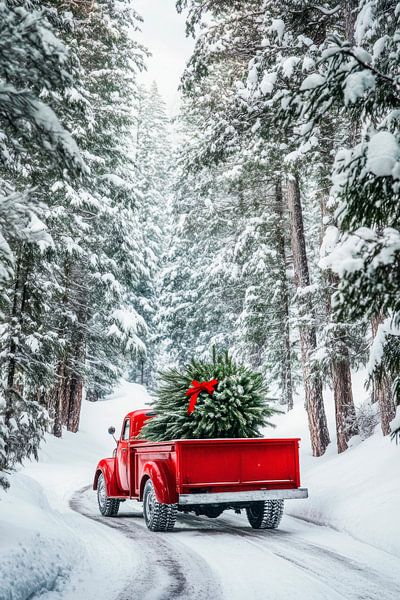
117;418;130;492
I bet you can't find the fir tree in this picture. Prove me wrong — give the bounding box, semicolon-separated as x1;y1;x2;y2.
141;349;277;441
0;0;84;488
130;83;173;388
176;0;332;454
289;0;400;435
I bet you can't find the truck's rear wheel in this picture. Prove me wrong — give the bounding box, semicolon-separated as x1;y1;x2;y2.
246;499;284;529
143;479;177;532
97;473;120;517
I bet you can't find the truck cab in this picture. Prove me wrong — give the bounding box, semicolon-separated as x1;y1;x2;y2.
114;410;155;492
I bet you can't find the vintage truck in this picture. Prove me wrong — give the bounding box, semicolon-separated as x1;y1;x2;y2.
93;409;308;532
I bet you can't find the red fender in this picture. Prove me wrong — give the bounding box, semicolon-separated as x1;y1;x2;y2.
140;460;178;504
93;458;126;497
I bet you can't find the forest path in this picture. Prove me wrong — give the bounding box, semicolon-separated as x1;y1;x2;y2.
70;486;222;600
70;485;400;600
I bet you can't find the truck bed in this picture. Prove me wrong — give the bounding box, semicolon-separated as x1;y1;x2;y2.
174;438;301;498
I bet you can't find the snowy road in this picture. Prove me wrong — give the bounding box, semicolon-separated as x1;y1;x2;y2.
71;486;400;600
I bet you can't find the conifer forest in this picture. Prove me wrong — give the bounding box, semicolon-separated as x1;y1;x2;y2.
1;0;398;479
0;2;399;598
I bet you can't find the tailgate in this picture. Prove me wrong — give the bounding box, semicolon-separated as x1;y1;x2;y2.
176;438;301;494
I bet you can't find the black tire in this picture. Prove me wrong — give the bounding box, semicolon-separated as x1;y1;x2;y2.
143;479;177;532
204;506;224;519
97;473;120;517
246;499;284;529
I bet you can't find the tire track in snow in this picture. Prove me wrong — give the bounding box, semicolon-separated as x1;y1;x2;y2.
176;511;400;600
71;486;400;600
69;486;222;600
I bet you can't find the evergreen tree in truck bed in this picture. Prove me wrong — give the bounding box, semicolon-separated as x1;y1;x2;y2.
141;350;277;441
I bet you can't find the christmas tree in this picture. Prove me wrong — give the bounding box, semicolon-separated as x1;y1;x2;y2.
141;350;277;441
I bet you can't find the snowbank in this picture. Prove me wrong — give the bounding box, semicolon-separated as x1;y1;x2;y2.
268;370;400;557
0;381;152;600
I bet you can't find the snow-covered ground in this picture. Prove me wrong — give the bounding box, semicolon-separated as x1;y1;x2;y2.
268;370;400;558
0;382;151;600
1;376;399;599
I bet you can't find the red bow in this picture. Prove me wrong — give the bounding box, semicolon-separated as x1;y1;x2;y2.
185;379;219;415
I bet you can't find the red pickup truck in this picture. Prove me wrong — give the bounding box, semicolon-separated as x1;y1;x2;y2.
93;409;308;532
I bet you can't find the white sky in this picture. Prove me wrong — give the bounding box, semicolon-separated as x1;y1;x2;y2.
134;0;195;116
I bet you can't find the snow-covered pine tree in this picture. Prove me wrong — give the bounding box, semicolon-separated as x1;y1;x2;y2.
141;349;277;441
228;172;297;410
1;0;151;475
177;0;333;454
159;84;241;366
46;0;149;425
239;0;378;452
129;83;173;388
168;1;309;416
0;1;84;488
290;0;400;436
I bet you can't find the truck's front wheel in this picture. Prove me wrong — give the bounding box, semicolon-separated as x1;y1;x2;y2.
143;479;177;532
97;473;120;517
246;500;284;529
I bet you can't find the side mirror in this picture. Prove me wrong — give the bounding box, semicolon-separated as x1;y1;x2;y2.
108;426;117;445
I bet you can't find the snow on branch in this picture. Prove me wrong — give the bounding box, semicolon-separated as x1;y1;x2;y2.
310;4;341;16
108;307;147;355
0;84;86;175
367;317;400;377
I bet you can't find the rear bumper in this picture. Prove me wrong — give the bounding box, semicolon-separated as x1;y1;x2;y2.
178;487;308;505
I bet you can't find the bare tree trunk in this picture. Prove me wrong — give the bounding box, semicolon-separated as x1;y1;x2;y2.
331;346;358;453
5;249;29;423
65;265;87;433
53;360;66;438
275;179;294;411
320;186;358;452
327;270;358;453
51;261;87;435
66;374;83;433
5;255;22;425
287;173;330;456
371;316;395;435
53;358;84;435
141;360;145;386
343;0;358;42
61;371;70;427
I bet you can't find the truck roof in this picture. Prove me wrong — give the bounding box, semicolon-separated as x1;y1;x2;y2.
123;408;156;438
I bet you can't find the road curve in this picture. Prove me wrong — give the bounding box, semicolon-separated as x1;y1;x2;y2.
70;486;223;600
70;486;400;600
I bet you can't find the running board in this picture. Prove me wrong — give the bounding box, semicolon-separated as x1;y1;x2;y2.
178;487;309;505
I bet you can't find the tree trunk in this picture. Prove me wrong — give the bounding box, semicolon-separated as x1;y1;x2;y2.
371;316;395;435
52;261;88;435
331;347;358;453
5;256;22;425
275;179;294;411
87;388;99;402
61;371;70;427
53;360;66;438
141;360;145;386
287;173;330;456
5;248;29;423
320;188;358;451
66;374;83;433
327;270;358;452
343;0;358;42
